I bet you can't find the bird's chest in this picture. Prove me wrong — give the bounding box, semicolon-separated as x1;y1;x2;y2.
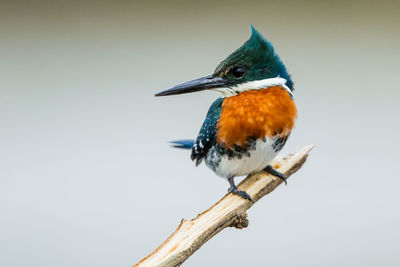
205;137;283;178
216;87;297;149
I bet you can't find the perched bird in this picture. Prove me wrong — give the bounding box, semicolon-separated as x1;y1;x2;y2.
155;26;297;202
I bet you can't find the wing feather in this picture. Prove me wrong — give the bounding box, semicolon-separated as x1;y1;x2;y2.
191;98;224;166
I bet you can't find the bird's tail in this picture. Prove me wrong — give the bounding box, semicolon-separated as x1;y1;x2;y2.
170;139;194;149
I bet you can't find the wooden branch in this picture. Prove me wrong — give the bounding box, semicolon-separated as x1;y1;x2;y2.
135;145;314;267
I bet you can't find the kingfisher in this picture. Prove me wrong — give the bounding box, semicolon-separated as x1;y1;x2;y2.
155;26;297;202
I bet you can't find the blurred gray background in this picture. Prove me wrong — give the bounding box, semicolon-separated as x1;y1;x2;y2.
1;0;399;266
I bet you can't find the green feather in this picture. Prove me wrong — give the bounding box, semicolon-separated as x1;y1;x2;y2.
213;25;293;89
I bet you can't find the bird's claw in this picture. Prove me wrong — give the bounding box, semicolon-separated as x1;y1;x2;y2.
228;186;254;203
263;165;287;185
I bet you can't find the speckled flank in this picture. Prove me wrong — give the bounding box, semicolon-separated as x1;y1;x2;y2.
205;137;280;178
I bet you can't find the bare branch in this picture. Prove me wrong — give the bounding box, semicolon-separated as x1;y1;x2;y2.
135;145;314;267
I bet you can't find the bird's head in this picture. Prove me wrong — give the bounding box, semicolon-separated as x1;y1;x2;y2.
156;25;293;97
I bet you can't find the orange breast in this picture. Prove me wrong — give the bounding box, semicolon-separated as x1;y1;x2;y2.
217;86;297;148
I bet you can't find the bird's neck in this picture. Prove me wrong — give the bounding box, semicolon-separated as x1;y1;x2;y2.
215;77;293;98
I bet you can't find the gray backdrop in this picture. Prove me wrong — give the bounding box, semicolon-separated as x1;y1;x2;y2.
1;0;399;266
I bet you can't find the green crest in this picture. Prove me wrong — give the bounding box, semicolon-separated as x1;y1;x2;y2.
213;25;293;89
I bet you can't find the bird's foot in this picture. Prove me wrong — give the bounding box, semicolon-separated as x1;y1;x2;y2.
263;165;287;185
228;186;254;203
227;177;254;203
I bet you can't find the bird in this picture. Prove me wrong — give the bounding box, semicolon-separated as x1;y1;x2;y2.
155;26;297;202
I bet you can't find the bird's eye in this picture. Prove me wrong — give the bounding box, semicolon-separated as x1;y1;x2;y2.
231;67;246;78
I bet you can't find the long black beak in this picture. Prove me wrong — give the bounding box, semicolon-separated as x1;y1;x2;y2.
155;75;230;96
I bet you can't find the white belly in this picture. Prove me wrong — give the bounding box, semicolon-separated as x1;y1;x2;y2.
205;138;278;178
